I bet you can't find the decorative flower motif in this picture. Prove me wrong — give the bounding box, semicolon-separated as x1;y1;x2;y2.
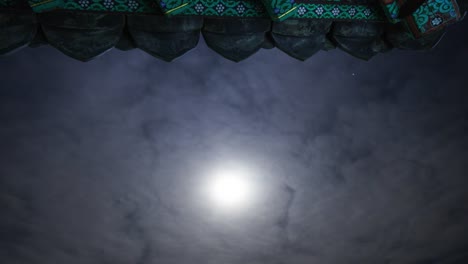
363;8;372;17
128;0;139;10
236;4;246;14
194;2;204;13
297;6;307;16
78;0;89;8
103;0;114;9
215;3;225;14
274;7;280;14
331;7;340;16
431;16;443;26
348;7;356;16
159;1;166;9
314;6;324;15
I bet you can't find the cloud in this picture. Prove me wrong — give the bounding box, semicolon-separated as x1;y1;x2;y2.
0;20;468;264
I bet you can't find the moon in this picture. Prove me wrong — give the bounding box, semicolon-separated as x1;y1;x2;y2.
205;165;256;211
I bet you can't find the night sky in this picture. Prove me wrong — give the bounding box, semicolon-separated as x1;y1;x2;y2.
1;19;468;264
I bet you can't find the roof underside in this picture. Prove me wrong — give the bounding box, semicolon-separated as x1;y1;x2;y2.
0;0;466;61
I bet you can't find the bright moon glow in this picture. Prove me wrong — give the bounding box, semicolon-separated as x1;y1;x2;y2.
206;167;255;210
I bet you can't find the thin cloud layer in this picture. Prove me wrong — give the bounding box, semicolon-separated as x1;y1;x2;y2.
1;20;467;264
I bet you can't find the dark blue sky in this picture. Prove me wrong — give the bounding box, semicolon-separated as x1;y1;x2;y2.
1;18;468;264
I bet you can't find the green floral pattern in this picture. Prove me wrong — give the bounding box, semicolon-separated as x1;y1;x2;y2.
407;0;461;36
62;0;159;13
260;0;297;21
1;0;384;21
180;0;384;21
295;3;381;19
181;0;266;17
1;0;462;34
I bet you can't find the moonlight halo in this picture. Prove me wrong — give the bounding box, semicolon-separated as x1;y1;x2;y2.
204;164;258;212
